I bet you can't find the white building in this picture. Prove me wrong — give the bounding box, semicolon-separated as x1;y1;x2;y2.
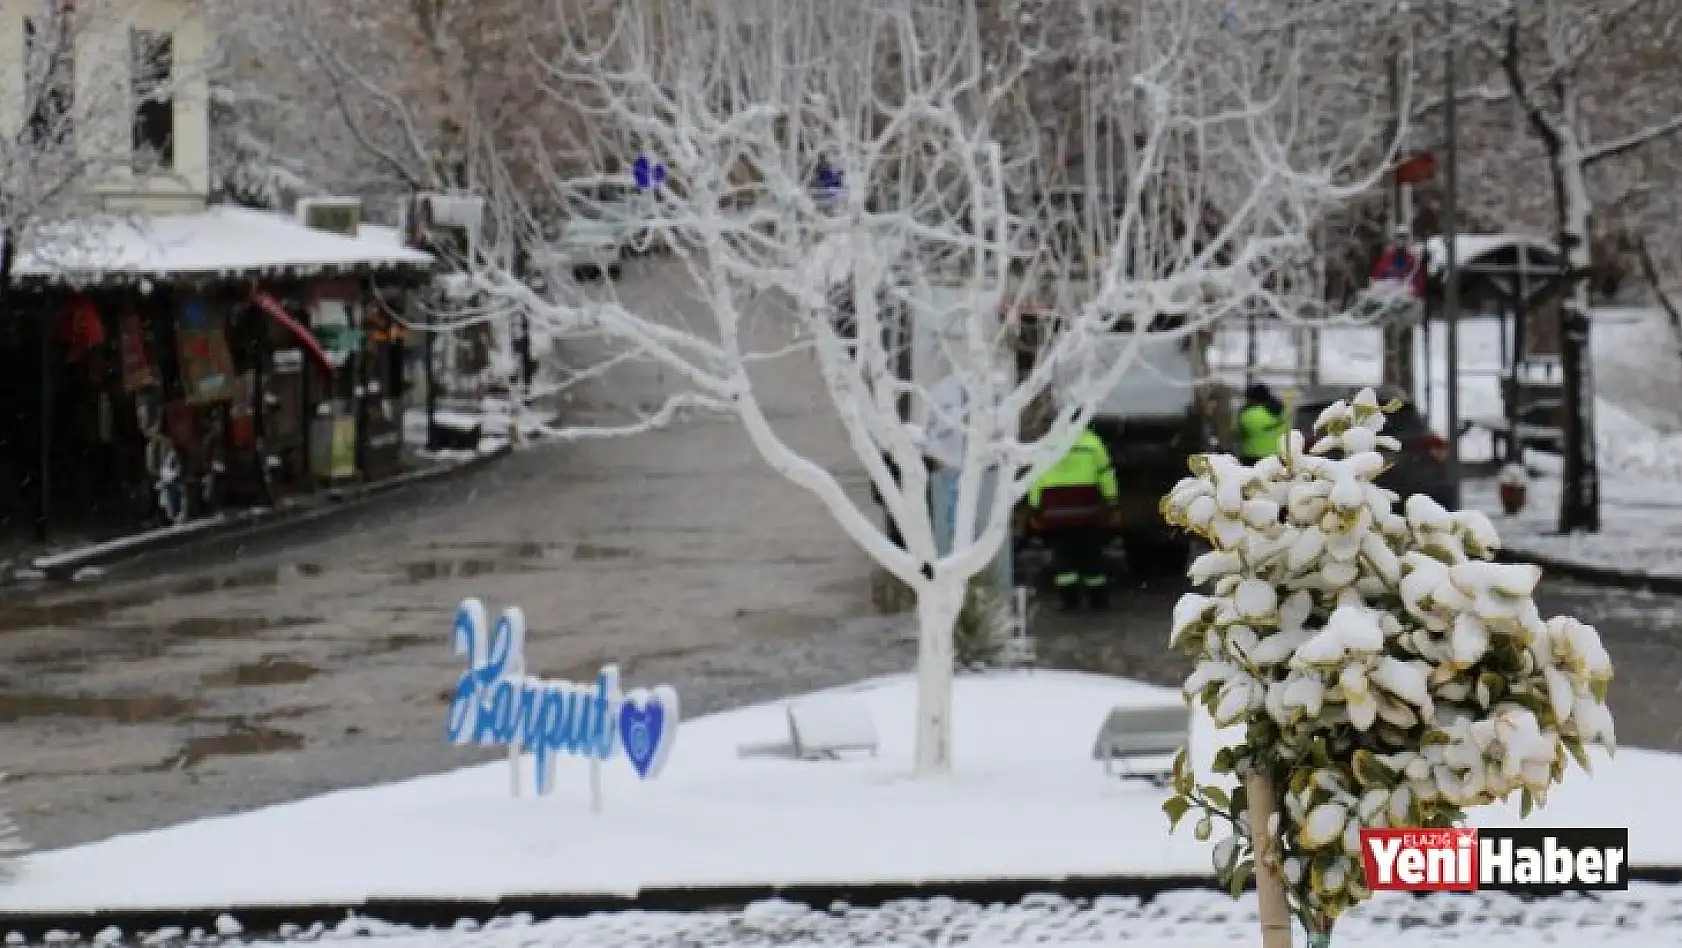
0;0;210;214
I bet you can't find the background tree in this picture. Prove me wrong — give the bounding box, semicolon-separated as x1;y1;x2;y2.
1479;0;1682;533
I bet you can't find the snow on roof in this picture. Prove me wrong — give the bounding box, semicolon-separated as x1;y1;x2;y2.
357;222;405;248
13;206;435;287
1417;233;1560;276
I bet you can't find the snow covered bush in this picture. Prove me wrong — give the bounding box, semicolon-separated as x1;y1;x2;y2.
1160;387;1615;939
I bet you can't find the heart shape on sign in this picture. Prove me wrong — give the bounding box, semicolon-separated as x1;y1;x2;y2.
618;685;679;780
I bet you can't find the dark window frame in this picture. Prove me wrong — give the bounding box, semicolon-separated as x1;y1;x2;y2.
130;28;174;170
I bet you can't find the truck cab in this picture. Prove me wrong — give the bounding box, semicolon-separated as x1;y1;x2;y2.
549;175;644;279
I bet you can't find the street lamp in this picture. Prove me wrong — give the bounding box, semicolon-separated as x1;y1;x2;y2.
1442;0;1462;509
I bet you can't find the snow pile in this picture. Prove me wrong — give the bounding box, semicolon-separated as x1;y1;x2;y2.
1467;472;1682;578
1592;398;1682;482
1162;388;1616;926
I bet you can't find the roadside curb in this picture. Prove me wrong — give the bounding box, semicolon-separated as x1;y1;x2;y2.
6;865;1682;941
1494;546;1682;596
29;446;514;581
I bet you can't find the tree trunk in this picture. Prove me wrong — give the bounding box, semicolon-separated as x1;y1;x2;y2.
912;578;964;776
1245;768;1294;948
1556;151;1599;533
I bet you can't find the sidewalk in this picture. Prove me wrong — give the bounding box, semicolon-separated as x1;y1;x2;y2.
13;444;512;583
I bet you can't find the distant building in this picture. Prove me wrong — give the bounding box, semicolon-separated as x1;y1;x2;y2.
0;0;437;550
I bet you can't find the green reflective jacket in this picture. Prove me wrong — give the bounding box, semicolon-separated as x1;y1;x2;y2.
1238;403;1289;459
1029;429;1119;508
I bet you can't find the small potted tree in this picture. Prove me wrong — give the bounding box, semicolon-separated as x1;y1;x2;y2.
1497;463;1529;516
1159;388;1615;946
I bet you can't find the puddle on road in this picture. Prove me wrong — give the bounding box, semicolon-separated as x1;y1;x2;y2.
425;540;559;559
155;615;319;638
574;542;638;560
0;564;324;634
201;658;319;687
158;724;305;769
0;599;124;632
400;542;560;583
0;692;201;723
400;558;550;582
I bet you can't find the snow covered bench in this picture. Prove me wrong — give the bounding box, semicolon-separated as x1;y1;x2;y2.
1092;704;1190;786
736;696;879;761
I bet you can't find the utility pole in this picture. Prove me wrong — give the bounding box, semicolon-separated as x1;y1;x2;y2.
1383;35;1417;399
1442;0;1463;510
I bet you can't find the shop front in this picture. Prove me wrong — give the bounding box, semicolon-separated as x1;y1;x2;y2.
6;205;435;544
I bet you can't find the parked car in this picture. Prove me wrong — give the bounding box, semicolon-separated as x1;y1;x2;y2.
1287;385;1455;509
551;175;645;279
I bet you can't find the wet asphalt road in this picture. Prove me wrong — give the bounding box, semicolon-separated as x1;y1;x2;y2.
0;259;1676;852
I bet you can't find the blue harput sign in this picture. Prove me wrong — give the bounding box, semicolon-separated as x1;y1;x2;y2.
632;154;667;191
447;598;679;801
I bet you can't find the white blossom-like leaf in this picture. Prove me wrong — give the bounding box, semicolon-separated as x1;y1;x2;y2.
1449;614;1491;666
1234;579;1278;621
1300;801;1349;848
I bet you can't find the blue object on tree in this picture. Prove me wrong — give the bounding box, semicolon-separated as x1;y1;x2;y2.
815;159;842;195
632;154;667;191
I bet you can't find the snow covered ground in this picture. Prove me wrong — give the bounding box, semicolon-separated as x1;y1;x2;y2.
1467;469;1682;578
23;886;1675;947
1213;307;1682;578
1;671;1676;917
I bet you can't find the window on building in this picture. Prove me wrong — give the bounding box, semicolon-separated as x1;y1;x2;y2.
23;13;75;149
130;29;173;169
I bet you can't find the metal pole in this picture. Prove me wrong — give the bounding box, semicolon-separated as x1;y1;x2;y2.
1442;0;1462;509
1383;38;1416;398
36;308;52;542
1507;250;1530;465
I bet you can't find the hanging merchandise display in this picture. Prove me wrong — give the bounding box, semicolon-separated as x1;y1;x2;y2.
57;296;106;361
312;299;363;367
176;296;236;404
118;310;157;391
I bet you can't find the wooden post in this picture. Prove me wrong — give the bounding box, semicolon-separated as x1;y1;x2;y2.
1246;768;1295;948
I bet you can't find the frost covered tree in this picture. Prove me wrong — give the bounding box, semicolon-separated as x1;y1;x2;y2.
1162;387;1616;946
440;0;1401;776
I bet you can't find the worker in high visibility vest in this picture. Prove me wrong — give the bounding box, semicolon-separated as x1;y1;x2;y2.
1029;426;1120;610
1237;382;1291;463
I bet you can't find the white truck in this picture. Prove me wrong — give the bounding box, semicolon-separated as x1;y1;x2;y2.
545;175;647;280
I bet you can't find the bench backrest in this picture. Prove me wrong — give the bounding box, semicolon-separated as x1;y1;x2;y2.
789;698;879;758
1092;704;1190;760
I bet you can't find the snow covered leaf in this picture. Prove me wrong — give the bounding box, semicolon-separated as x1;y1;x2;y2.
1234;579;1278;622
1300;802;1349;848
